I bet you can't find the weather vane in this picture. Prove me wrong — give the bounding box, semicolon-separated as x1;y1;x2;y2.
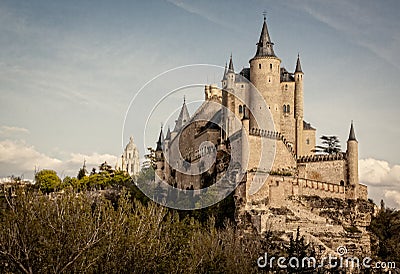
262;10;267;20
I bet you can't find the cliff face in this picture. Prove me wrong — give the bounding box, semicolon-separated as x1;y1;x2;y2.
237;195;374;258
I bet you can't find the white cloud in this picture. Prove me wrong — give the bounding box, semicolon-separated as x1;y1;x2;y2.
0;139;117;179
0;125;30;137
0;139;61;171
65;153;118;175
385;190;400;209
360;158;400;208
360;158;400;186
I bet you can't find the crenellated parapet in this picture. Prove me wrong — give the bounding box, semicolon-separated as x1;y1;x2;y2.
297;152;347;163
249;127;296;157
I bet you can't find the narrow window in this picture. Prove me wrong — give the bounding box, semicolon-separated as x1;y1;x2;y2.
306;138;310;145
283;105;287;113
287;105;290;113
239;105;243;114
259;64;261;69
270;63;272;70
285;84;288;90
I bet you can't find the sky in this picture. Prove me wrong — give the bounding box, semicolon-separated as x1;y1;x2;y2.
0;0;399;207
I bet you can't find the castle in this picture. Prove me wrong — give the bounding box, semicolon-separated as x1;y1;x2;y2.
153;16;371;257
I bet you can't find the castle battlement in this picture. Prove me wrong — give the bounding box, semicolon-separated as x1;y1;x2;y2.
297;152;347;163
249;127;296;157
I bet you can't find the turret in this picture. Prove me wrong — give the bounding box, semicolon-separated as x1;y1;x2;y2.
164;126;171;151
226;55;235;89
249;16;282;131
294;54;304;156
346;121;359;199
221;62;228;88
155;127;165;183
294;54;304;119
171;97;190;140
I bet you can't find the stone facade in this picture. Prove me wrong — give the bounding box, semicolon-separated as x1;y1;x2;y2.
116;136;140;176
153;17;370;257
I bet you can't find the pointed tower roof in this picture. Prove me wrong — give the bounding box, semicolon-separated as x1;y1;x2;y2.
228;54;234;72
173;97;190;132
222;62;228;81
165;126;171;140
156;126;163;151
295;53;303;73
254;16;276;58
348;121;357;141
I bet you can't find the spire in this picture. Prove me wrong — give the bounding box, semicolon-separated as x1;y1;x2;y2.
348;121;357;141
254;16;276;58
222;62;228;81
295;53;303;73
156;126;163;151
228;54;234;72
173;97;190;132
165;126;171;140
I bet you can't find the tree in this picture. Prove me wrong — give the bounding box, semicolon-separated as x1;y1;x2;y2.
313;135;341;154
35;169;61;194
369;201;400;263
285;227;316;272
77;167;86;180
99;162;112;173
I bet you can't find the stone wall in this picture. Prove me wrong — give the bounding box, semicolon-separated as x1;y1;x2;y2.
358;184;368;200
302;157;347;185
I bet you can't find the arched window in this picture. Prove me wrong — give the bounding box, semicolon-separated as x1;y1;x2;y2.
283;105;287;113
287;105;290;113
239;105;243;114
270;63;273;70
259;63;261;69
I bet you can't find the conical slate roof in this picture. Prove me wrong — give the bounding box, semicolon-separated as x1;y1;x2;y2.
222;62;228;81
254;16;276;58
156;127;163;151
173;98;190;132
228;54;234;72
348;121;357;141
295;54;303;73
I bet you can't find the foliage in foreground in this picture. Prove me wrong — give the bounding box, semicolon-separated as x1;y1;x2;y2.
0;190;267;274
369;200;400;264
